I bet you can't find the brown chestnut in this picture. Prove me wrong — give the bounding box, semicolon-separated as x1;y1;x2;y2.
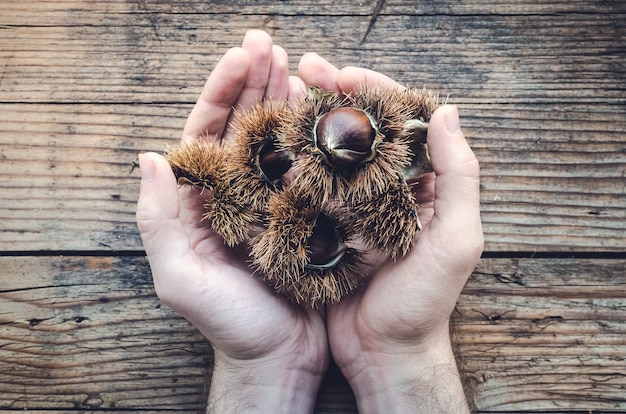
305;214;346;271
403;119;432;183
313;107;380;169
256;141;292;187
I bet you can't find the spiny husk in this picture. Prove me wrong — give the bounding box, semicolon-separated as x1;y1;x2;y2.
208;100;292;246
349;85;440;190
249;187;320;279
276;87;347;203
332;86;417;203
249;186;364;307
399;86;441;123
207;181;262;246
283;248;363;308
348;85;415;145
165;140;224;189
280;85;439;206
400;87;441;181
277;86;347;155
224;99;292;209
164;85;443;306
346;176;420;261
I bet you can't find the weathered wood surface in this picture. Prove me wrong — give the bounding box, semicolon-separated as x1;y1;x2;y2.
0;256;624;411
1;0;625;412
0;1;625;252
1;1;625;104
1;102;624;252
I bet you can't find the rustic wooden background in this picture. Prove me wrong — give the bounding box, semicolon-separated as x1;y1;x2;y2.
1;0;625;412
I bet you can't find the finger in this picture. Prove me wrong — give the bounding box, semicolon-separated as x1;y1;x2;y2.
337;66;403;93
136;153;197;273
182;47;250;142
236;29;274;109
288;75;307;104
298;52;341;91
428;105;481;220
265;45;290;100
426;105;483;265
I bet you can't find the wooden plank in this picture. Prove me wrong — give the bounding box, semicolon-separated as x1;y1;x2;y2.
1;6;624;104
0;256;624;411
1;103;624;252
0;2;623;414
2;0;623;17
0;103;186;251
456;258;626;410
0;256;211;410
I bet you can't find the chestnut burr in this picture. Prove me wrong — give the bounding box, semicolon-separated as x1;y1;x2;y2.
164;84;443;307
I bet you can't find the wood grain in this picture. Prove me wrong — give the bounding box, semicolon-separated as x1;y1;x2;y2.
0;0;624;412
0;256;211;410
1;102;624;252
1;1;624;252
1;3;624;104
1;256;624;411
457;259;626;410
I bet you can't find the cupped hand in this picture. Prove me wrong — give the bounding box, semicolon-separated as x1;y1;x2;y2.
299;53;483;412
136;30;327;412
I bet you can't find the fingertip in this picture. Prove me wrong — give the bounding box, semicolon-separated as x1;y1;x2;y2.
136;153;197;288
138;152;173;184
427;105;476;176
298;52;320;64
337;66;403;93
426;105;455;149
243;29;272;45
299;51;323;64
241;29;273;67
442;105;461;135
265;45;290;99
423;105;484;274
138;152;156;183
137;152;179;221
216;47;252;82
182;48;250;140
298;52;340;91
426;104;481;227
272;44;288;63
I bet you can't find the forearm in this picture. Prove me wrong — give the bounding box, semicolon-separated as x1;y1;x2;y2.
207;350;325;414
344;332;469;414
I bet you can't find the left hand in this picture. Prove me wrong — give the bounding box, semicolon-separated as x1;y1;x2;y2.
136;30;328;413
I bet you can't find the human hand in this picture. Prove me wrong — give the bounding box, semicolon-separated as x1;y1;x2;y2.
136;30;328;413
298;54;483;413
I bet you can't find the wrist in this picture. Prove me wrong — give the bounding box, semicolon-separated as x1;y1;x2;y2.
340;329;469;414
207;350;326;414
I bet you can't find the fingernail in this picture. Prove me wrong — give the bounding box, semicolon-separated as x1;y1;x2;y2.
444;105;461;134
139;154;155;183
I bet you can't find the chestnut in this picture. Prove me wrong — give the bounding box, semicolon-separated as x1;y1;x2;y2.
255;140;292;187
305;213;346;271
403;119;433;183
313;107;381;169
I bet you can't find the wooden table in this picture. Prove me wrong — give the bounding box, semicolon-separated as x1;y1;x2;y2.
1;1;624;411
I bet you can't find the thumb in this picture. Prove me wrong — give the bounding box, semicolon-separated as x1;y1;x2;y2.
425;105;483;268
136;152;191;268
427;105;481;225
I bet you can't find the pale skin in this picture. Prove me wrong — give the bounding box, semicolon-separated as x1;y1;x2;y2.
136;30;483;413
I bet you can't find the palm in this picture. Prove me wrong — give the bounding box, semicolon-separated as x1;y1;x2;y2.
325;174;445;357
176;181;325;359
